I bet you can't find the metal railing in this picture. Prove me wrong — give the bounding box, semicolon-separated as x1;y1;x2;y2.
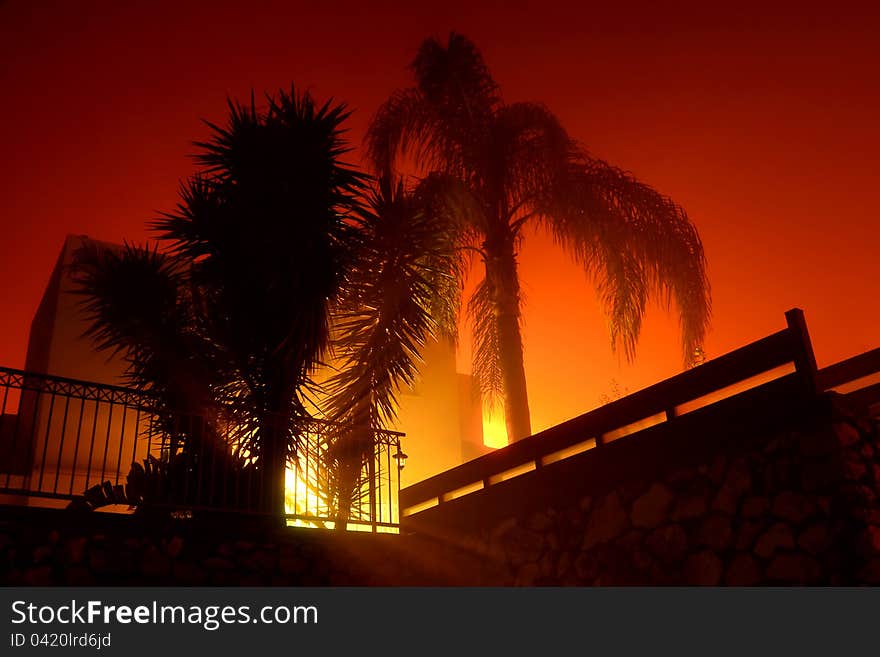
0;367;403;531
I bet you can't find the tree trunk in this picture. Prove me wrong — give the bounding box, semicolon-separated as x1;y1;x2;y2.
334;462;357;532
260;379;297;528
261;415;289;527
333;407;375;531
484;232;532;443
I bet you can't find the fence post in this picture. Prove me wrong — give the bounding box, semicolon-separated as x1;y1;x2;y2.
785;308;819;396
368;435;377;532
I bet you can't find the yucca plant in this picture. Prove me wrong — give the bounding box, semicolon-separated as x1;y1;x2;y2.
73;87;368;523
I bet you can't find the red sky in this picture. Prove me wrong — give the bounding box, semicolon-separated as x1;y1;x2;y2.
2;0;878;436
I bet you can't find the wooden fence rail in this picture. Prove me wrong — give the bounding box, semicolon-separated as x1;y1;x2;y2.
401;308;877;518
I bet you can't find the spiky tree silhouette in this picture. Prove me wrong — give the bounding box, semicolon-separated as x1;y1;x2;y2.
324;173;464;528
74;87;368;521
368;33;711;442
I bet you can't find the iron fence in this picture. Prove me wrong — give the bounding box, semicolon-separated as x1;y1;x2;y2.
0;366;403;531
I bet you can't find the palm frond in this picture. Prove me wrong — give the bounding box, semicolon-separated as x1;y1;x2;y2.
367;33;503;182
542;156;711;363
489;102;574;224
155;86;368;398
325;174;466;429
467;276;504;408
69;241;183;364
366;88;467;179
68;241;222;413
413;33;501;124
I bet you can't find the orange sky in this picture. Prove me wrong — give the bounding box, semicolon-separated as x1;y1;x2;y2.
2;1;878;436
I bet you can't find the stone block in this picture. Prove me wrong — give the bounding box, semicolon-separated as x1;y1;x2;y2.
671;493;709;522
735;520;766;551
242;549;277;573
754;523;795;559
23;566;52;586
800;460;840;492
740;496;769;519
582;492;627;549
724;553;761;586
65;537;88;564
771;491;816;525
527;511;553;533
141;547;170;578
843;456;867;482
834;422;862;448
631;483;674;528
858;558;880;584
723;457;752;496
279;555;308;576
172;560;207;585
684;550;722;586
579;495;593;513
646;524;688;564
707;453;729;486
711;488;739;516
515;562;540;586
573;550;597;582
504;527;544;566
860;525;880;555
32;545;52;565
765;553;822;584
797;524;831;556
166;536;184;559
698;514;732;551
64;566;94;586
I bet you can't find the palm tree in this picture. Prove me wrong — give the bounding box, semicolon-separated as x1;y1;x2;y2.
367;33;711;443
74;86;368;521
323;173;464;528
73;241;257;502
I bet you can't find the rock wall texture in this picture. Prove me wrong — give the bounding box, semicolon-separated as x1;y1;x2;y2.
438;395;880;585
0;508;478;586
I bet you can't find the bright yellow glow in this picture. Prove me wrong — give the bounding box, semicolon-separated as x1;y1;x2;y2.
230;434;400;532
482;408;508;448
284;466;330;529
284;462;399;534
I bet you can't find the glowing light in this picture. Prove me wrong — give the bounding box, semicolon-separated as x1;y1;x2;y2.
284;461;399;533
285;466;331;529
482;408;508;448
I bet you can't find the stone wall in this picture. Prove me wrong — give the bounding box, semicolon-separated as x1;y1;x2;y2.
435;394;880;585
0;507;479;586
3;393;878;586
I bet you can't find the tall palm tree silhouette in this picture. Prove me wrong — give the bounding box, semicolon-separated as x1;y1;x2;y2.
368;33;711;442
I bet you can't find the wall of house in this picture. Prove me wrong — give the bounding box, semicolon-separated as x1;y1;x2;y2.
5;235;133;503
394;340;491;487
25;235;130;385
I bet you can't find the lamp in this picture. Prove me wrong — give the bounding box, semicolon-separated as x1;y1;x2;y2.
392;446;408;471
